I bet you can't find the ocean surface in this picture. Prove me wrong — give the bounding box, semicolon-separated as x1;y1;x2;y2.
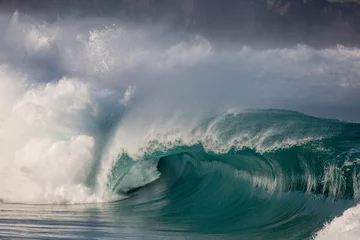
1;9;360;240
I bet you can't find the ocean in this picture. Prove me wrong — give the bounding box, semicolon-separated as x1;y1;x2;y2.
0;6;360;240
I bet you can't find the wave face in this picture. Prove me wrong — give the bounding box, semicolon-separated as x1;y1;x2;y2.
105;110;360;239
1;10;360;239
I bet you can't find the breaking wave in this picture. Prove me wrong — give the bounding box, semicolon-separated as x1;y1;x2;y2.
0;11;360;239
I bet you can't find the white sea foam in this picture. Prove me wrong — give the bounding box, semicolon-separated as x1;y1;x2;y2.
315;204;360;240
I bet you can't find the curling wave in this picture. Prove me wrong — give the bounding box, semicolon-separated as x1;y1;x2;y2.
109;110;360;198
104;110;360;239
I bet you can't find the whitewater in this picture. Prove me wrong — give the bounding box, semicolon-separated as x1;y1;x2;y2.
1;10;360;240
